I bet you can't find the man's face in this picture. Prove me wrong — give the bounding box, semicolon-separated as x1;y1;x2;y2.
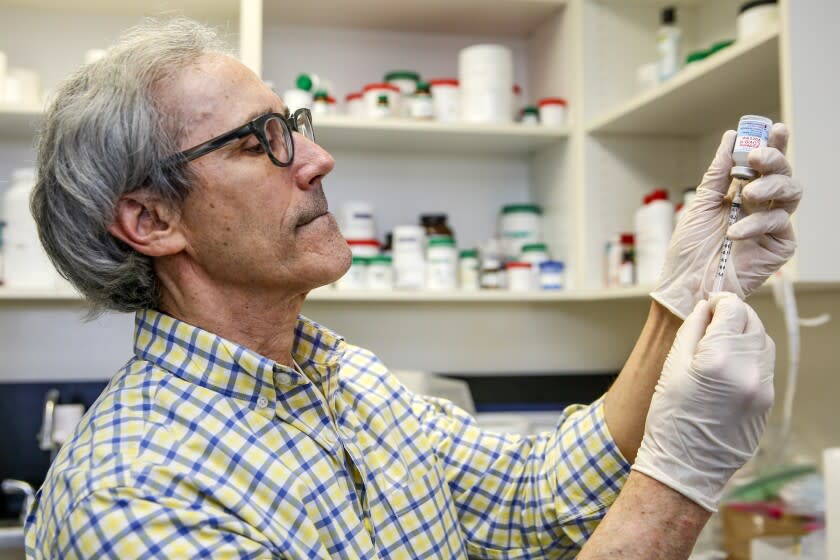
158;54;351;295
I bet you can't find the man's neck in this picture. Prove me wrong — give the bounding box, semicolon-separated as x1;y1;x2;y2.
157;271;307;367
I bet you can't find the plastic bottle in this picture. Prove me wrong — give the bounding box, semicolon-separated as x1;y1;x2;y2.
520;105;540;125
657;6;681;82
619;234;635;287
506;262;532;291
410;81;434;121
311;89;330;116
3;168;57;288
458;249;480;291
282;74;315;112
635;189;674;285
373;94;391;119
426;236;457;290
393;225;426;290
366;255;394;290
539;260;565;290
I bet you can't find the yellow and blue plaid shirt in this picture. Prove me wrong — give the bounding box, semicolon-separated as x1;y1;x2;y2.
26;309;629;559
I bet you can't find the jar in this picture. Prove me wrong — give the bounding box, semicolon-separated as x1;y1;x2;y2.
458;249;480;291
420;213;454;239
429;78;459;122
346;239;380;258
634;190;673;285
521;242;549;289
737;1;779;41
3;168;58;288
499;204;542;260
363;83;400;118
480;262;502;290
538;98;568;127
506;262;533;291
539;260;565;290
393;225;426;290
410;81;434;121
425;236;457;291
339;201;376;240
458;44;513;123
385;70;420;96
520;105;539;125
336;256;368;290
366;255;394;290
345;92;364;117
311;89;334;116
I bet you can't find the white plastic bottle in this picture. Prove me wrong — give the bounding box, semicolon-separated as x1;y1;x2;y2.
634;189;674;285
657;7;681;82
3;168;56;288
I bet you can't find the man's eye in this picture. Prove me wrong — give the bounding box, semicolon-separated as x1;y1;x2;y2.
245;143;265;154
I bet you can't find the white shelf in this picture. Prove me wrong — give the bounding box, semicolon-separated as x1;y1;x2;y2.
0;107;43;141
0;287;82;301
306;287;652;302
586;28;781;135
264;0;566;37
315;116;568;156
0;0;239;20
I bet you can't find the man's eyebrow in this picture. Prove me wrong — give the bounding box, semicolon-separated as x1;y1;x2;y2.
243;106;277;122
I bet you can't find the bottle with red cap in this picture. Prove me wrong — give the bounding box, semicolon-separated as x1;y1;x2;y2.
634;189;674;285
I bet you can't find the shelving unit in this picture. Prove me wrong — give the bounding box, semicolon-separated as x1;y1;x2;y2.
586;27;780;135
315;116;567;156
0;108;42;141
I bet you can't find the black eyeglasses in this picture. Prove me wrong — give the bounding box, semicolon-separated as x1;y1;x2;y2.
164;108;315;169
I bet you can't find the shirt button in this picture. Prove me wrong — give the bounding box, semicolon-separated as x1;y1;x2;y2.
275;372;293;385
256;396;269;409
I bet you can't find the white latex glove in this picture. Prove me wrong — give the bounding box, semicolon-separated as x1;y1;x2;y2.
651;124;802;319
632;293;775;512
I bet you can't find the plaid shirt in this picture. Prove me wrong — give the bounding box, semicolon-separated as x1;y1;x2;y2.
26;309;629;559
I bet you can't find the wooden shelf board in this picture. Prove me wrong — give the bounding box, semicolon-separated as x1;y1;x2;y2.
0;0;239;21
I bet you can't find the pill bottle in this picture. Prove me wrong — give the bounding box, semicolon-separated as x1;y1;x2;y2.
339;201;376;240
429;79;459;122
363;83;400;118
385;70;420;116
458;249;480;291
282;74;315;112
499;204;542;260
420;213;454;239
538;98;568;127
506;261;533;291
737;1;779;41
393;225;426;290
426;236;457;291
346;239;380;258
619;234;635;287
366;255;394;290
345;92;364;117
521;243;549;289
520;105;540;126
732;115;772;179
634;190;673;285
480;238;503;290
336;256;368;290
539;260;565;290
458;44;513;123
312;89;331;116
410;81;434;121
657;6;682;82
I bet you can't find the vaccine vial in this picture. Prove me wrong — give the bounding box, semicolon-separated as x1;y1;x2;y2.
731;115;772;179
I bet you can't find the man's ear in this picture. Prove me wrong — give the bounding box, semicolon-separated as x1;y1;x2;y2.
108;191;187;257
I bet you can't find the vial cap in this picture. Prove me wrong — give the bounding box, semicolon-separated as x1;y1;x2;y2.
427;236;456;248
345;92;363;101
648;189;669;202
363;83;401;93
428;78;459;87
538;98;568;107
384;70;420;82
506;261;532;269
459;249;479;259
522;105;539;115
522;243;548;253
661;6;676;24
620;233;635;245
367;255;393;264
314;89;329;100
502;204;542;215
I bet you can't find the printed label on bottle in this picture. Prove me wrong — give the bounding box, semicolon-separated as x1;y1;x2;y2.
734;119;771;153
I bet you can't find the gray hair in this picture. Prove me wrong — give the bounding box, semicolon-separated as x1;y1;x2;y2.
31;18;233;315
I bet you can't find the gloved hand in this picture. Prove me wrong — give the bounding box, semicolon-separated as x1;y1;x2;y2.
632;293;775;512
651;123;802;319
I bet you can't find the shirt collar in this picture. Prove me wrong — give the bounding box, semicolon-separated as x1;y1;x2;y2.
133;309;346;405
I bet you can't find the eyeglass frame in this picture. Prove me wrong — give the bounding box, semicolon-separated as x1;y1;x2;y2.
162;108;315;169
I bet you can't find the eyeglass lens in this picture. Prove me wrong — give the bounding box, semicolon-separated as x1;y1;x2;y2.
263;117;292;165
295;111;315;143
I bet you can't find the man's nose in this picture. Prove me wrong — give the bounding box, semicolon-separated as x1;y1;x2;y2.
293;134;335;190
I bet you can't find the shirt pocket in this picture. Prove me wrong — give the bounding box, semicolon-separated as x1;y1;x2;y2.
368;459;468;560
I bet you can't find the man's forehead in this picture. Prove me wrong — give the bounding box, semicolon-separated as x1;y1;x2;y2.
160;53;286;140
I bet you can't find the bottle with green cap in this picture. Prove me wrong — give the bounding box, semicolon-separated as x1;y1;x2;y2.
410;81;434;121
366;255;394;290
312;89;331;116
521;242;550;289
373;94;391;119
521;105;540;125
425;236;457;290
500;204;543;260
282;73;317;112
458;248;480;291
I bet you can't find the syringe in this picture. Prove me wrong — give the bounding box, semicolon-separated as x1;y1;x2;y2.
711;179;747;293
710;115;772;294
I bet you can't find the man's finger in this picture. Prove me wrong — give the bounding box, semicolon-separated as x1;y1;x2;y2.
698;130;737;195
768;122;789;154
748;147;792;177
708;293;749;335
728;208;792;240
741;175;802;213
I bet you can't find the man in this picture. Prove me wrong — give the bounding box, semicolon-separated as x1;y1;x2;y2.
26;19;800;559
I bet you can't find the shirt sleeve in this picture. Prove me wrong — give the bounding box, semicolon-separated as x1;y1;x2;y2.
410;393;631;559
49;486;273;560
